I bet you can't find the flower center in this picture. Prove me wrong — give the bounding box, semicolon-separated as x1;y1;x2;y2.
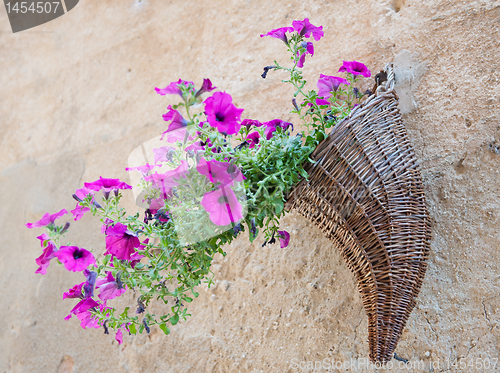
73;249;83;260
215;113;225;122
218;196;229;204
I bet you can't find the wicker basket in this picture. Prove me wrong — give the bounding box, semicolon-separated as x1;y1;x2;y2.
285;64;431;363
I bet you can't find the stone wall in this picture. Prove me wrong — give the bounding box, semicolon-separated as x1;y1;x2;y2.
1;0;499;372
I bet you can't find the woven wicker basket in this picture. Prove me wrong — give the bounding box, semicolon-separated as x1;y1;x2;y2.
285;64;431;363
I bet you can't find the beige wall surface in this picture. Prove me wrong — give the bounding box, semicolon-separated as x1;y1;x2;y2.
1;0;500;372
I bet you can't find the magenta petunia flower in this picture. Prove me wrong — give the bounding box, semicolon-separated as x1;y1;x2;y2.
26;208;68;229
64;297;99;322
317;74;350;99
63;282;84;300
241;119;263;130
161;106;190;143
201;186;243;226
263;119;293;140
292;18;324;41
260;26;294;44
129;250;145;269
84;177;132;193
204;92;244;135
153;146;176;164
125;163;156;177
197;157;245;186
116;328;123;345
155;79;195;97
315;98;331;106
278;230;290;248
71;204;91;221
95;271;126;302
246;131;261;149
35;240;57;275
105;222;142;261
145;160;189;199
54;246;96;272
195;78;217;97
184;141;204;153
74;186;95;200
338;61;371;77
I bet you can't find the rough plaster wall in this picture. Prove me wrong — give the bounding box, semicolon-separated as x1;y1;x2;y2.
1;0;499;372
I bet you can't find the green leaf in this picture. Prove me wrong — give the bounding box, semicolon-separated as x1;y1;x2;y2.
120;307;129;319
183;297;193;303
159;323;170;335
170;313;179;326
273;199;284;214
129;323;137;335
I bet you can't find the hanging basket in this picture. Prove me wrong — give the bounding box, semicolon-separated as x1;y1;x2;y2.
285;64;431;363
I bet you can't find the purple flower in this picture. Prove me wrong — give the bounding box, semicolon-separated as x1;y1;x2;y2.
71;204;91;221
278;230;290;248
35;240;57;275
26;208;68;229
195;78;217;97
292;18;324;41
63;282;84;300
54;246;96;272
161;106;190;143
263;119;293;140
95;271;127;302
201;186;243;226
105;222;142;261
84;177;132;193
155;79;195;97
153;146;176;164
241;119;263;130
84;269;97;299
125;163;156;177
204;92;244;135
317;74;350;99
246;131;261;149
196;157;245;186
338;61;371;78
260;26;294;44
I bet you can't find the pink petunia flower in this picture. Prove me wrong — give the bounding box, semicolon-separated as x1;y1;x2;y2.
241;119;263;130
317;74;350;99
54;246;96;272
84;177;132;194
116;328;123;345
246;131;261;149
95;271;126;302
145;160;189;199
338;61;371;78
71;204;91;221
195;78;217;97
315;98;331;106
26;208;68;229
35;239;57;275
63;282;85;300
292;18;324;41
204;92;244;135
155;79;195;97
153;146;176;164
278;230;291;248
64;297;100;329
196;157;245;186
184;141;204;153
104;222;141;261
263;119;293;140
125;163;156;177
161;106;190;143
260;26;294;44
201;186;244;226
